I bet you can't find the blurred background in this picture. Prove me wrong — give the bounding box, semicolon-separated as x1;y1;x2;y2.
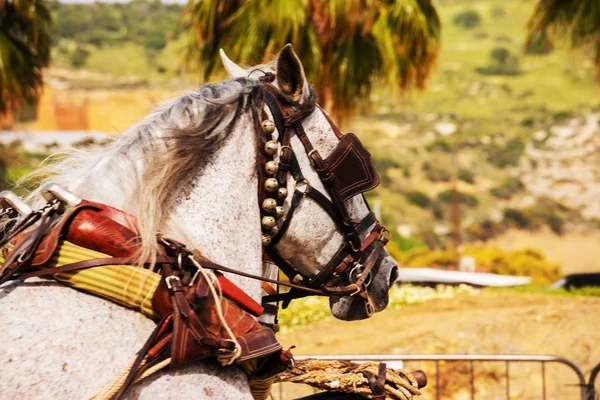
1;0;599;398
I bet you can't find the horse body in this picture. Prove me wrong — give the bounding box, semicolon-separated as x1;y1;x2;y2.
0;46;399;399
0;81;263;399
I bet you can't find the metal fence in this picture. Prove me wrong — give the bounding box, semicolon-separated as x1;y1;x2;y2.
272;354;597;400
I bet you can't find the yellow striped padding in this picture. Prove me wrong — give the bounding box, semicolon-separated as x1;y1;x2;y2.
0;241;160;319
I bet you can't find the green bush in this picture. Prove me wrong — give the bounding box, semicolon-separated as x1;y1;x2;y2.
477;47;522;76
503;208;531;229
437;189;479;207
404;190;431;208
453;10;481;29
422;161;452;182
457;168;475;184
71;46;90;68
486;138;525;168
399;246;561;284
490;176;523;199
425;138;451;152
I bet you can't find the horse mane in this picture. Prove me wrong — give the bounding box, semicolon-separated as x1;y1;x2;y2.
16;77;262;266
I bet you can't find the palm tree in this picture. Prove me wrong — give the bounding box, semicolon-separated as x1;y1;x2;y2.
183;0;440;121
0;0;52;117
526;0;600;82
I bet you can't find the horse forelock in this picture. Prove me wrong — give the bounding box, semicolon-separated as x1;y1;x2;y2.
18;77;262;267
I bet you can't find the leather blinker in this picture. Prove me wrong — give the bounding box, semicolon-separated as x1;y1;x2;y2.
321;133;380;202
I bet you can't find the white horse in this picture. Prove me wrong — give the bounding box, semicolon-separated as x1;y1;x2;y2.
0;45;399;399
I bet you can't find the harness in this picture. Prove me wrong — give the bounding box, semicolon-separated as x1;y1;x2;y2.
0;79;391;399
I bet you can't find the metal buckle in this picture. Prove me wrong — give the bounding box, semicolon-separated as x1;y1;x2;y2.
348;284;361;296
307;149;319;166
380;226;392;241
349;240;360;253
165;275;181;290
349;263;372;288
293;179;310;195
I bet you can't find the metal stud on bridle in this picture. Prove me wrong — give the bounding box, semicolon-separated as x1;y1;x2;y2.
260;119;288;246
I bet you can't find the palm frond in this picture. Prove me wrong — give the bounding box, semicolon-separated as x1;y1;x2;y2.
527;0;600;80
0;0;52;116
183;0;441;121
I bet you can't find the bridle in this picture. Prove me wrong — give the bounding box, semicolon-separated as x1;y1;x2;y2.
253;75;391;308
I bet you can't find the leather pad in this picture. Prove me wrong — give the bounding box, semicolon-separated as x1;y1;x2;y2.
323;133;380;202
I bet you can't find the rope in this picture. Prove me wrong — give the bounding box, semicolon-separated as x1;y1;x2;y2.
188;255;242;366
88;357;145;400
276;360;422;400
134;358;171;383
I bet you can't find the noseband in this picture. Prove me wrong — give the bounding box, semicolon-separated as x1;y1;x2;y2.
254;77;391;307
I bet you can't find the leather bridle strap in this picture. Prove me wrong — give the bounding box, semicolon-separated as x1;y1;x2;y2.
11;254;360;298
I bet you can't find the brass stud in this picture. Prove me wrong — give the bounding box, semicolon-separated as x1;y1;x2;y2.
261;234;272;247
262;120;275;134
275;206;285;218
262;216;276;229
277;187;288;199
265;161;279;175
264;178;279;192
270;225;279;235
262;198;277;212
264;140;278;155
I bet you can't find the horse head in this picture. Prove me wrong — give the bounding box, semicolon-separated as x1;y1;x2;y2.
222;45;399;321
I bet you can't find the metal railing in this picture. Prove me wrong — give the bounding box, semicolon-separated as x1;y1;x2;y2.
586;362;600;400
273;354;591;400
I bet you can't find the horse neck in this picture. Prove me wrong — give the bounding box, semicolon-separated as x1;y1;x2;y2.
166;111;264;302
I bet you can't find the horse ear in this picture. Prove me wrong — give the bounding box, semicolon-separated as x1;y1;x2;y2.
276;44;309;103
219;49;246;78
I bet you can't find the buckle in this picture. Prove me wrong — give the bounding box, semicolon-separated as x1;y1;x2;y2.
348;283;361;296
165;275;181;290
293;179;310;195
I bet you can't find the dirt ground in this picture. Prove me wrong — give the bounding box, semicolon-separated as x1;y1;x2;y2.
275;292;600;400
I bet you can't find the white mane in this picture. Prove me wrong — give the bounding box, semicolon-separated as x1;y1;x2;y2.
21;78;261;265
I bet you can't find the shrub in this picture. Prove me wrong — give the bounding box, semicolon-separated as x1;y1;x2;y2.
477;47;521;76
399;246;561;284
431;201;444;220
490;177;523;199
425;138;451;153
457;168;475;184
71;46;90;68
422;161;452;182
405;190;431;209
437;189;479;208
486;138;525;168
454;10;481;29
503;208;531;229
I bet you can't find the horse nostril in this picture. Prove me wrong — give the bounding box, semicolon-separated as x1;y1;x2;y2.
389;266;399;287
